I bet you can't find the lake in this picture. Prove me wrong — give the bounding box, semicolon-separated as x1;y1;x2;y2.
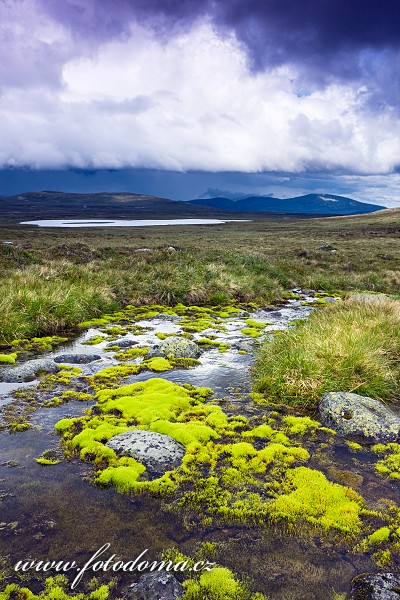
20;218;251;228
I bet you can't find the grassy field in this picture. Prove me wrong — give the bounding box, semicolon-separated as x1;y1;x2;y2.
0;208;399;343
255;297;400;405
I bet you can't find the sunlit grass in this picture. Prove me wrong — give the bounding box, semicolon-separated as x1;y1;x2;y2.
255;298;400;406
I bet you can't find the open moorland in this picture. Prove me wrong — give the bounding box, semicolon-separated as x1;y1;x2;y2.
0;209;400;600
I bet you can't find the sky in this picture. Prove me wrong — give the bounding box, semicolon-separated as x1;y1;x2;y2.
1;0;400;206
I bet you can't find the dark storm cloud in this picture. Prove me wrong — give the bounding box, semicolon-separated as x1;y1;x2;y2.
40;0;400;77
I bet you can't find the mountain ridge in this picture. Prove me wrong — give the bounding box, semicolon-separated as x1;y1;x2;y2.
188;193;385;215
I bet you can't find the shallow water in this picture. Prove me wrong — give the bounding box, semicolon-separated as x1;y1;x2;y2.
0;294;391;599
20;218;251;228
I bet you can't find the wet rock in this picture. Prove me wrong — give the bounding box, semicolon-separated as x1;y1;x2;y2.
319;392;400;443
106;339;137;348
317;243;336;251
54;354;101;364
0;359;60;383
348;293;388;303
147;336;200;359
106;430;185;477
348;572;400;599
123;572;183;600
233;340;254;352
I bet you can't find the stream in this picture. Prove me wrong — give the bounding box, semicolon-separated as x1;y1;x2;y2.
0;291;394;600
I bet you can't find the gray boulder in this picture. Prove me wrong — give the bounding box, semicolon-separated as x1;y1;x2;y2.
147;336;200;359
106;430;185;477
0;359;60;383
349;572;400;599
54;354;101;364
106;339;137;349
123;573;183;600
348;293;388;303
319;392;400;443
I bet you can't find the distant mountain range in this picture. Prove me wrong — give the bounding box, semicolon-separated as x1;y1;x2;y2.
188;193;385;215
0;190;385;223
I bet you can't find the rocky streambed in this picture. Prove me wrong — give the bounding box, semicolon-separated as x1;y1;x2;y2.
0;291;399;600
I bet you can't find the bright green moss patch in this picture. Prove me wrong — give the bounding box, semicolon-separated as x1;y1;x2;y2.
61;390;94;402
10;336;69;352
346;441;363;452
141;357;173;372
282;415;321;435
244;319;267;330
372;443;400;479
39;366;82;389
269;466;364;537
182;567;257;600
241;328;262;338
90;364;141;388
36;457;61;466
0;353;17;364
82;335;106;345
114;346;149;361
0;575;110;600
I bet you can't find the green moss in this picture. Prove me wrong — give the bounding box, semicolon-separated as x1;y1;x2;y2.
82;335;106;345
269;466;364;537
0;353;17;364
282;415;321;435
61;390;94;402
244;319;267;330
372;443;400;479
372;549;392;567
0;575;110;600
39;366;82;389
114;346;149;361
11;336;68;352
36;457;61;466
241;327;262;338
367;526;391;545
182;567;249;600
141;357;173;372
155;332;169;340
346;441;363;452
9;422;31;432
90;364;141;388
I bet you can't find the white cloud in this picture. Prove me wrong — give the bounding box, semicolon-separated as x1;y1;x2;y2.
1;17;400;175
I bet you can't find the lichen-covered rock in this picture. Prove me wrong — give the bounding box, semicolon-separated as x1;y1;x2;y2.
54;354;101;364
319;392;400;443
122;573;183;600
0;359;60;383
106;430;185;477
147;336;200;359
349;572;400;599
348;293;388;303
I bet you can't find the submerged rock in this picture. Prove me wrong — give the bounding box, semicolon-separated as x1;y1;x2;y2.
106;430;185;477
349;572;400;599
147;336;200;359
0;359;60;383
319;392;400;443
54;354;101;364
106;339;137;348
123;573;183;600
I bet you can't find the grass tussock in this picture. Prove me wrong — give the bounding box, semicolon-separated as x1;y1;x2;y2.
255;298;400;406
